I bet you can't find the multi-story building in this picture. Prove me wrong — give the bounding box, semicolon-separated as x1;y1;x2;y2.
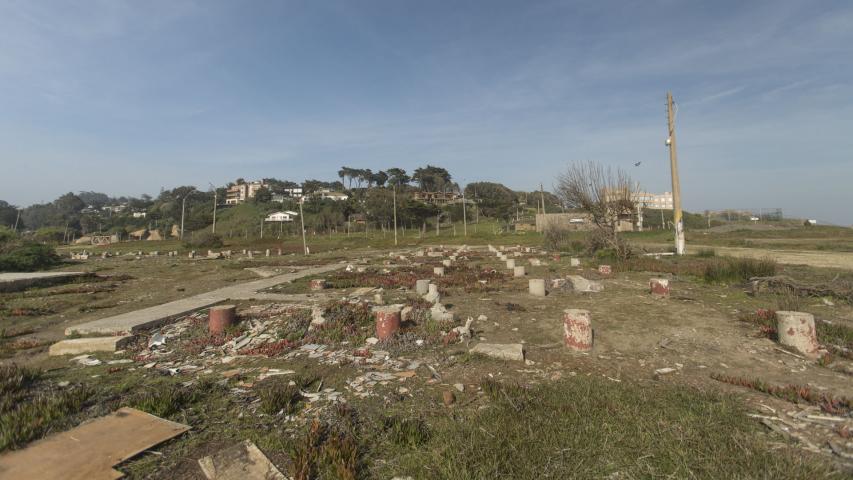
225;180;268;205
634;191;673;210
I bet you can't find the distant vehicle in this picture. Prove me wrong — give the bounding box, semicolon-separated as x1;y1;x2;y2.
806;219;817;225
749;216;760;222
569;218;586;224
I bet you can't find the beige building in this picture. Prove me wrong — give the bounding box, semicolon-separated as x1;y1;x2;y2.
634;191;673;210
226;180;268;205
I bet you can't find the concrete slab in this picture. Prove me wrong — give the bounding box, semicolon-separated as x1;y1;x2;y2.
0;407;189;480
0;271;89;293
198;440;285;480
65;264;342;336
470;343;525;362
48;335;136;356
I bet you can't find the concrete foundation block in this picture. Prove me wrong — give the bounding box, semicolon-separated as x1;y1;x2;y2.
570;258;581;267
567;275;603;293
374;305;402;341
529;279;546;296
650;278;670;297
506;259;516;269
49;335;136;356
470;343;524;362
433;267;445;277
776;311;819;357
415;279;430;295
598;265;612;275
563;309;593;351
209;305;237;335
513;266;526;277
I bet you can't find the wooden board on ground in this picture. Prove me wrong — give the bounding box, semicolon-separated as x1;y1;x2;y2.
198;440;285;480
0;407;190;480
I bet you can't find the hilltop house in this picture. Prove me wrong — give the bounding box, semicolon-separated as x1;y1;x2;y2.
226;180;268;205
265;211;299;222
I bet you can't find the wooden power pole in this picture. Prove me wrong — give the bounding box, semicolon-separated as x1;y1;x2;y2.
666;91;685;255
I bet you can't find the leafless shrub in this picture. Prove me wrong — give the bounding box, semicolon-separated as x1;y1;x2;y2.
556;161;638;259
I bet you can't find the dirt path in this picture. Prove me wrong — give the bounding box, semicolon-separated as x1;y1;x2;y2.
690;245;853;270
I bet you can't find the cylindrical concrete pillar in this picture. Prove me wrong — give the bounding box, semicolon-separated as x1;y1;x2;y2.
428;283;439;296
373;293;384;305
570;258;580;267
374;305;402;341
563;309;593;351
209;305;237;335
415;279;430;295
434;266;445;276
309;279;326;291
513;266;526;277
776;311;819;356
506;259;516;269
650;278;670;297
529;279;546;297
598;265;612;275
442;259;452;268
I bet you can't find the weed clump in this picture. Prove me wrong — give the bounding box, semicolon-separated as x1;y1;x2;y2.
703;257;777;283
258;380;302;415
711;373;852;415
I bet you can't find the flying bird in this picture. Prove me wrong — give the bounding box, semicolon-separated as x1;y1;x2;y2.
633;162;642;167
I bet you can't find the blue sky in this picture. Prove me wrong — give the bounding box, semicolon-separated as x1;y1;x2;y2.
2;0;852;223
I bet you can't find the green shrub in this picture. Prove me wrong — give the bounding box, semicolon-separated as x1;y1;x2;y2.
695;248;716;258
182;231;223;249
0;241;61;272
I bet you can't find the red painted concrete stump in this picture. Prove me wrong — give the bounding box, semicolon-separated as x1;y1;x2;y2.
649;278;670;297
374;305;402;341
776;311;819;357
309;279;327;291
563;309;593;351
598;265;612;275
209;305;237;335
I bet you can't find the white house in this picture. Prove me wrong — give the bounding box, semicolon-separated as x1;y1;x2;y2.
265;211;299;222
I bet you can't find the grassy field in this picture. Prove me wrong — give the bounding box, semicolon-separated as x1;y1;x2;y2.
2;222;853;478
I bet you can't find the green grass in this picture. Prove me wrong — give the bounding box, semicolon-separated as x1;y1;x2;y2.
703;257;777;283
368;376;841;479
0;365;92;451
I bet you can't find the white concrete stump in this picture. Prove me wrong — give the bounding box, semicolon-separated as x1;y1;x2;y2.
442;259;452;268
563;309;593;351
433;266;445;277
776;311;819;357
529;279;546;297
513;266;526;277
570;258;581;267
506;259;516;269
415;279;430;295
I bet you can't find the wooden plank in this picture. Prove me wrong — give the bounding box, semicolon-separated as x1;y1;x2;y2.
0;407;190;480
198;440;285;480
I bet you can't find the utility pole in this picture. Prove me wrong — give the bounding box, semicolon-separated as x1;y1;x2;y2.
209;183;218;234
666;91;685;255
462;184;467;236
299;199;308;255
13;209;20;233
392;185;398;246
539;183;545;215
180;189;195;240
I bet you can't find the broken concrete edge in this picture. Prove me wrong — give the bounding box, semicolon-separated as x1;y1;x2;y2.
49;335;137;356
64;299;236;337
469;343;525;362
0;271;94;294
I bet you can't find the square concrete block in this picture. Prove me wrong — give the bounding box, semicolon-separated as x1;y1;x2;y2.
49;335;136;356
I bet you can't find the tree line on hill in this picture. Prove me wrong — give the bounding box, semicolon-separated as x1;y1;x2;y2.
0;164;566;243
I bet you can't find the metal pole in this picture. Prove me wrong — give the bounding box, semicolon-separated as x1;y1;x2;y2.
393;185;398;246
180;195;188;240
462;184;467;236
299;200;308;255
211;189;217;234
13;209;20;233
666;92;685;255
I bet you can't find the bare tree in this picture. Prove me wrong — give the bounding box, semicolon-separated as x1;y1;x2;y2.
555;161;638;258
